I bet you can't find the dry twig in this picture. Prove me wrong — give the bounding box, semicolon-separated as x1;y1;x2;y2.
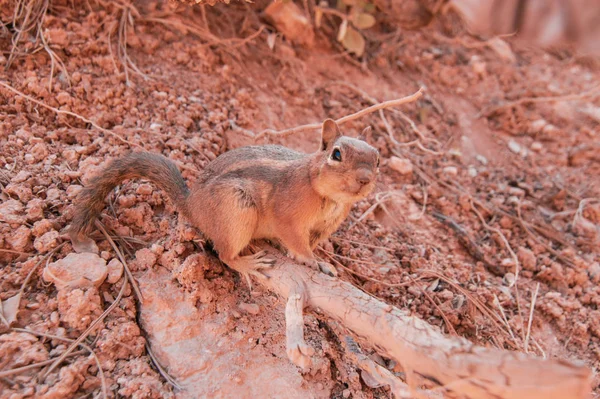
255;88;424;139
479;84;600;118
14;328;108;399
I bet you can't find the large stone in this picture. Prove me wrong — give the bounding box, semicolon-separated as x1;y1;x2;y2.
43;252;108;289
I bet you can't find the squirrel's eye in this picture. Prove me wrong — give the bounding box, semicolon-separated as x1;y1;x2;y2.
332;148;342;162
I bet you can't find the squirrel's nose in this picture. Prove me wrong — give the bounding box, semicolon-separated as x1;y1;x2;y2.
356;169;373;185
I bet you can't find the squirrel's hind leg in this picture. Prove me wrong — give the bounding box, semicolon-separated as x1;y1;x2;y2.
199;185;275;288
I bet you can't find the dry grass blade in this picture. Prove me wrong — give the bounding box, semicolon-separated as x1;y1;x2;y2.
320;248;421;288
411;275;458;336
7;0;70;90
146;343;182;390
256;88;424;139
470;199;527;344
422;270;512;342
524;283;540;353
41;274;128;379
1;243;66;326
14;328;107;399
479;84;600;118
0;80;140;148
0;350;86;378
95;221;143;303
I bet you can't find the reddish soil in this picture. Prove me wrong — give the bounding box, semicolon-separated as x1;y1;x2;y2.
1;1;599;398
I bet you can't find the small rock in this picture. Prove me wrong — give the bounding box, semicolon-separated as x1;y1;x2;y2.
33;230;60;253
342;389;351;398
0;199;25;224
5;226;32;251
43;252;108;289
11;170;31;183
476;155;488;165
136;183;153;196
388;156;413;175
468;166;478;177
503;272;515;286
470;58;486;76
507;187;525;197
531;141;543;152
66;185;83;199
508;140;521;154
517;247;537;271
238;302;260;315
57;287;103;332
589;263;600;284
442;166;458;176
106;259;124;284
134;248;157;269
378;267;391;274
149;123;162;131
529;119;548;133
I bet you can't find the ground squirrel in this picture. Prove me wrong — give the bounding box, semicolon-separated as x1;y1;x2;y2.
69;119;379;280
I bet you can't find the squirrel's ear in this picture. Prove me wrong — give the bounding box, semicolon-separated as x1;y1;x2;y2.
357;126;371;142
321;119;341;151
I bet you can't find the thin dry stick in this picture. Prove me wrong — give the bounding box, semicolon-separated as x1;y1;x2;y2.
470;200;520;284
0;80;140;148
493;295;520;349
0;350;86;378
479;84;600;118
422;270;510;339
325;81;441;153
256;88;424;139
0;248;33;256
470;199;527;344
41;274;128;379
524;283;540;353
347;191;396;230
411;276;458;336
409;185;428;221
146;343;182;390
95;221;143;303
14;328;107;399
320;248;420;288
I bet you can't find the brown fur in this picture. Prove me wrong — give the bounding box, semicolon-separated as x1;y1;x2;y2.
69;119;379;267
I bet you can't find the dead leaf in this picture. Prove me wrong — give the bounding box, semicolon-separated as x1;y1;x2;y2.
0;293;21;326
353;12;376;29
267;33;276;51
341;26;365;56
337;19;348;42
315;8;323;28
487;37;516;63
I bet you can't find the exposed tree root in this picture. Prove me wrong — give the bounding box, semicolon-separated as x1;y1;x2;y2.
255;248;591;399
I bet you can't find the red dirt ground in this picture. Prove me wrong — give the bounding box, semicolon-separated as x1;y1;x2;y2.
1;1;599;398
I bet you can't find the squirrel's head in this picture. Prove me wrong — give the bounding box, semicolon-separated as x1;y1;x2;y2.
311;119;379;203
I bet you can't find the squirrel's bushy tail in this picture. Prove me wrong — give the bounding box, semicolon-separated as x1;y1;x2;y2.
70;152;190;236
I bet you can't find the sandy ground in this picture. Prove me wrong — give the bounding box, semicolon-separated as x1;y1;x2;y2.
1;0;599;398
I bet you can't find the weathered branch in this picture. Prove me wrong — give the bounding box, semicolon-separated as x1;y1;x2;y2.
256;249;591;399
